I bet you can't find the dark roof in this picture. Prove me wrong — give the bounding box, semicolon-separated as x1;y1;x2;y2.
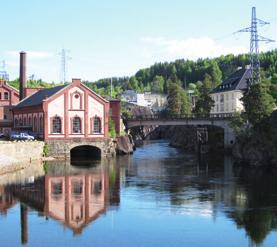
210;68;251;94
14;85;67;109
104;96;120;102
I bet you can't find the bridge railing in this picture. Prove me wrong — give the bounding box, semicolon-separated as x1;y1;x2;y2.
124;113;235;121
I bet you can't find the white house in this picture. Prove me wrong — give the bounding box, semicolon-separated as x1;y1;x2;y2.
210;67;251;114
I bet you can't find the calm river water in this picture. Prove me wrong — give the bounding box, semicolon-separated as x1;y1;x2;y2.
1;140;277;247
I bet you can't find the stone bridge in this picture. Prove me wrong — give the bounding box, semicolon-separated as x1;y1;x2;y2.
125;113;235;149
46;138;116;161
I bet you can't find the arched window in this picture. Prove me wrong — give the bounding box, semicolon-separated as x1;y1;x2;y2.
93;117;101;134
15;119;18;127
52;116;62;133
72;117;81;133
23;117;27;126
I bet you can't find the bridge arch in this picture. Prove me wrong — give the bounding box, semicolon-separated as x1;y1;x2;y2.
70;145;101;165
125;114;235;149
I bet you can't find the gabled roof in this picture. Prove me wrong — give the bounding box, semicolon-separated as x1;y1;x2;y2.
0;81;19;94
14;85;67;108
210;68;251;94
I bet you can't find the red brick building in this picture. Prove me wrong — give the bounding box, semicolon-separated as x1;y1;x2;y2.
13;79;117;140
0;79;20;134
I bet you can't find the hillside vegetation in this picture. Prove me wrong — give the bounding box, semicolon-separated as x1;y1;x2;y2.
86;50;277;102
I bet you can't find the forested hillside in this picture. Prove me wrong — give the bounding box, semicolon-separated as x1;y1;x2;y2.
87;50;277;98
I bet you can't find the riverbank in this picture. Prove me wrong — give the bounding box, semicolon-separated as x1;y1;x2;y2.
0;141;44;174
232;111;277;166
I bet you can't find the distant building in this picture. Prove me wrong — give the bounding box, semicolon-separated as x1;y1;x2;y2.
209;67;251;114
120;90;167;112
0;79;19;134
144;92;167;112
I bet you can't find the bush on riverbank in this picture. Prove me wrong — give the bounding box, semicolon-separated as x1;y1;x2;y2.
232;110;277;166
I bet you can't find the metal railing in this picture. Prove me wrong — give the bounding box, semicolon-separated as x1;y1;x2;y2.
124;113;234;121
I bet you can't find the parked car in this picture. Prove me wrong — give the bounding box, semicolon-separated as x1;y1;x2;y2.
0;133;5;139
10;132;35;141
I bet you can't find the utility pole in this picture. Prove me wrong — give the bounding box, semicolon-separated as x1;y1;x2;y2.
59;48;71;84
235;7;274;86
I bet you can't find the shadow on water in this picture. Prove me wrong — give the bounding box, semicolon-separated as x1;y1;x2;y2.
1;141;277;246
70;145;101;167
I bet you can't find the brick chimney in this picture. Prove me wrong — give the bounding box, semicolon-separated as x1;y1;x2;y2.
19;51;27;100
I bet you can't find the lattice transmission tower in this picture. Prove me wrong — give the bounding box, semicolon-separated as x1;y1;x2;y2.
236;7;274;85
59;48;71;84
0;60;9;81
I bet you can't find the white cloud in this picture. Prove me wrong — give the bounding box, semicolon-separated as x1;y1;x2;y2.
141;36;248;61
6;50;54;59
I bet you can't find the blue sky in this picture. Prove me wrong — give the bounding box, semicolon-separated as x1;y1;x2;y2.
0;0;277;82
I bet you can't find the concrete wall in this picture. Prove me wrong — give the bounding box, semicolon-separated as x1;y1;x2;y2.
0;141;44;174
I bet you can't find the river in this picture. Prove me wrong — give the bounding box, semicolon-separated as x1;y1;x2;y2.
0;140;277;247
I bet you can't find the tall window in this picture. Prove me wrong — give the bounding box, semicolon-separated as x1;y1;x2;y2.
93;117;101;133
28;116;32;126
34;116;37;132
39;116;43;132
52;116;62;133
220;94;224;103
72;117;81;133
4;92;9;100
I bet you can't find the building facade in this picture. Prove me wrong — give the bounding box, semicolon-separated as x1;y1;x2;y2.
210;67;251;114
13;79;112;140
0;79;20;134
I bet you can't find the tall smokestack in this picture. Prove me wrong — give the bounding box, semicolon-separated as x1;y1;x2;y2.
19;51;27;100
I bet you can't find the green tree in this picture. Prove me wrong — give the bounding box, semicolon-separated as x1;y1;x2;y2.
151;75;164;93
180;89;192;115
167;83;191;115
193;82;214;115
242;81;275;125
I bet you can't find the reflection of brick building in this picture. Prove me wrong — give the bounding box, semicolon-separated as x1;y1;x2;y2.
44;172;110;234
0;185;16;215
2;166;121;243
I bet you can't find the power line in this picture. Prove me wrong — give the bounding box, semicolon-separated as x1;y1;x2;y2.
234;7;275;85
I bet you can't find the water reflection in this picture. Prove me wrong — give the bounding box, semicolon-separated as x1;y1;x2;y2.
0;161;120;244
0;141;277;246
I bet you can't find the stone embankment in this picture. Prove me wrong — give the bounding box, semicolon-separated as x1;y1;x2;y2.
0;141;44;174
149;126;224;152
115;135;135;155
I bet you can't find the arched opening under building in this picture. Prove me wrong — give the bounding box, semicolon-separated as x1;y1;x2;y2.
70;145;101;166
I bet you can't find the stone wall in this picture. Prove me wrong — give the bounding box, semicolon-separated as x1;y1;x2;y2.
0;141;44;174
46;138;116;158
